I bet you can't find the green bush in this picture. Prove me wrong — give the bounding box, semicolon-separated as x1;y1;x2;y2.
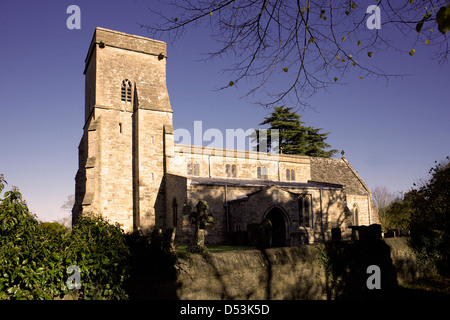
0;175;130;300
65;215;130;299
407;157;450;277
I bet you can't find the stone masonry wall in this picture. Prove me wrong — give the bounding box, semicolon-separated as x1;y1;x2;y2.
74;27;173;233
166;177;352;245
169;144;311;182
170;238;419;300
176;246;327;300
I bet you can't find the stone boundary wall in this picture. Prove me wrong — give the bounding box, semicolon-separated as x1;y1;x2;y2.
172;238;419;300
176;246;326;300
383;238;421;284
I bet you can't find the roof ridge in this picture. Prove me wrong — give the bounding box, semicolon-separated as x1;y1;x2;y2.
341;156;371;195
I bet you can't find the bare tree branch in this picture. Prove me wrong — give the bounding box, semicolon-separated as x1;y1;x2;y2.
140;0;449;108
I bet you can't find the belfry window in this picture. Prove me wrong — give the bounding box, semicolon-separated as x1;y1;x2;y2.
121;79;132;102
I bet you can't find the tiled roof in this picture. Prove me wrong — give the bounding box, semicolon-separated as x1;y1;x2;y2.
310;157;370;195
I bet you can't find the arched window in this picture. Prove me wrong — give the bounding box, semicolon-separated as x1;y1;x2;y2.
193;162;199;175
187;161;200;175
257;167;268;179
298;195;312;227
286;169;295;181
231;164;237;177
226;164;237;178
121;79;132;102
353;204;359;226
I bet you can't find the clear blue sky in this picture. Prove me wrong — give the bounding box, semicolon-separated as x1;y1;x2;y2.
0;0;448;223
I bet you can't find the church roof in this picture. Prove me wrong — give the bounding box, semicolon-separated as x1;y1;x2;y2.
189;176;343;190
310;156;370;195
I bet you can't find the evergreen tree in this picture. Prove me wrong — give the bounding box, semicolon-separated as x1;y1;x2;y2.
252;106;337;158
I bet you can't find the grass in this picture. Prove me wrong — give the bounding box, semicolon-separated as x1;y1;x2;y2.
177;244;256;253
400;275;450;295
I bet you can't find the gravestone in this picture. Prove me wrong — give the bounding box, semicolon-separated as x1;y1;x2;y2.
187;201;214;253
257;219;273;249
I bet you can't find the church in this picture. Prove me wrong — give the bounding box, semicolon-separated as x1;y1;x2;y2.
72;27;379;246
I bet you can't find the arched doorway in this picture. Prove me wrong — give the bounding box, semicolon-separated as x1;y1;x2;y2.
264;207;287;247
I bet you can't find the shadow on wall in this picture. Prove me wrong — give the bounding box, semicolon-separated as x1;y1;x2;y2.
317;239;399;300
124;230;181;300
174;239;404;300
175;245;327;300
125;234;444;300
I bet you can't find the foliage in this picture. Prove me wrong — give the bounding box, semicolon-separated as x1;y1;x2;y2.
143;1;450;108
67;215;130;299
0;177;56;299
383;200;412;231
316;240;399;299
315;242;347;299
38;222;68;235
436;4;450;35
407;156;450;276
0;174;129;300
123;230;180;300
251;105;337;157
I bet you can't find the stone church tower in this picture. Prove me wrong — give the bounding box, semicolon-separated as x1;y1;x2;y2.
73;27;379;245
72;28;173;233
